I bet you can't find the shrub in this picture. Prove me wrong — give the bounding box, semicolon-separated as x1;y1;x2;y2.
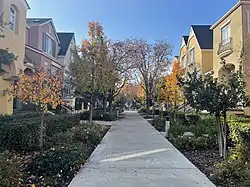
0;115;80;152
73;124;109;145
80;110;117;121
149;116;165;132
212;117;250;187
24;144;92;186
0;112;40;125
171;135;217;151
0;151;23;186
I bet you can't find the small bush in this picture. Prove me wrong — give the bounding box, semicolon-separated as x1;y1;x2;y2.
171;135;217;151
73;124;108;145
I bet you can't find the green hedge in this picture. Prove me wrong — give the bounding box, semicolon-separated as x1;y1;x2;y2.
0;113;40;124
0;115;80;152
80;110;118;121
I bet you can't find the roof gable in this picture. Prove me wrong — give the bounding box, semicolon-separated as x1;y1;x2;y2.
181;36;189;47
191;25;213;49
27;18;60;43
57;33;75;56
27;18;52;25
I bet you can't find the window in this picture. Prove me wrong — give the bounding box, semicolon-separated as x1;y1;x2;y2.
248;11;250;33
181;55;186;67
9;6;16;31
221;24;231;45
189;48;195;64
42;33;56;57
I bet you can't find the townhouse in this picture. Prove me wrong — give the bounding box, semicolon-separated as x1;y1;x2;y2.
179;25;213;77
0;0;30;115
15;18;78;111
57;32;77;109
211;0;250;114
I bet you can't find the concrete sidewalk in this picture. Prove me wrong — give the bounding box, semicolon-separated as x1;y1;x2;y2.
69;111;216;187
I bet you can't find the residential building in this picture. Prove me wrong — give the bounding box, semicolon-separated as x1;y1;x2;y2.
211;0;250;114
179;25;213;77
57;32;76;108
24;18;64;74
0;0;30;115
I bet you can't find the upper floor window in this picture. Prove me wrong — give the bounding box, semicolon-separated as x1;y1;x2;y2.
43;33;56;57
9;6;16;31
247;11;250;33
189;48;195;64
221;24;231;45
181;55;186;68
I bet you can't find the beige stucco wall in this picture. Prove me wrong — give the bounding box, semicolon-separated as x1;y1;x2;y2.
0;0;28;115
187;36;202;70
179;35;213;76
179;45;187;68
201;51;213;73
241;4;250;95
212;5;243;78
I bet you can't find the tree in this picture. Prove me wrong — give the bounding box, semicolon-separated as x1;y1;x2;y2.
128;39;172;111
71;21;108;124
105;40;135;112
6;70;63;149
163;59;185;110
178;63;248;158
0;13;17;74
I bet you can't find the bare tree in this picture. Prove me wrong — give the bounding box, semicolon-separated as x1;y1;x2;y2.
105;40;135;112
128;38;173;110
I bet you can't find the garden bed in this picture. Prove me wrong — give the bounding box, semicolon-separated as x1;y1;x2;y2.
0;114;110;187
146;113;250;187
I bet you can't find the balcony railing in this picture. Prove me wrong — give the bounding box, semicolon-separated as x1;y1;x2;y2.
217;37;233;57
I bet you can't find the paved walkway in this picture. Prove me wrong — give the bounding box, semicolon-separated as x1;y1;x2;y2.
69;111;216;187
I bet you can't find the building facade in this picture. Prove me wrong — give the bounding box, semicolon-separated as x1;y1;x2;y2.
0;0;30;115
25;18;63;74
57;32;76;108
211;0;250;114
179;25;213;77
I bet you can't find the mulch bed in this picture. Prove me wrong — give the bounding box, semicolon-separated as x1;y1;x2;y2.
181;149;238;187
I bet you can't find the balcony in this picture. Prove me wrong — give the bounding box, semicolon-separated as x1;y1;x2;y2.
217;37;233;57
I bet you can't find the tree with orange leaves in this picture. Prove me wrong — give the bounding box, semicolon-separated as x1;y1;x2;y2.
162;59;185;109
6;70;63;148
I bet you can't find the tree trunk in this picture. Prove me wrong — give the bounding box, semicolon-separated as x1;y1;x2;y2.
39;112;45;150
222;111;228;159
103;95;107;113
216;115;224;157
109;98;113;113
89;92;93;125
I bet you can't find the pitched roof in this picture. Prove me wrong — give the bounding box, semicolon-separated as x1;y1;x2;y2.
57;32;75;56
183;36;189;45
27;18;52;25
191;25;213;49
24;0;31;9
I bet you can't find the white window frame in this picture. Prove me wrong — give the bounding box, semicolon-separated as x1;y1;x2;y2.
9;6;16;32
189;47;195;64
247;11;250;33
221;23;231;45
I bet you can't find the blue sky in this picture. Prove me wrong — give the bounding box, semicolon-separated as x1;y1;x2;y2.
26;0;236;56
